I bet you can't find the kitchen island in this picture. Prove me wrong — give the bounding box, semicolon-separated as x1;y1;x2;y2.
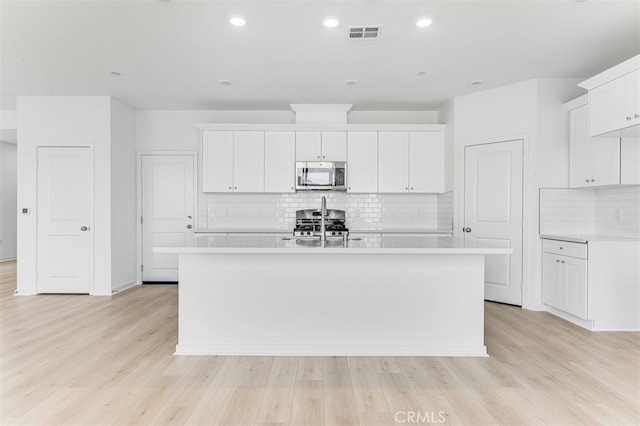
155;235;511;357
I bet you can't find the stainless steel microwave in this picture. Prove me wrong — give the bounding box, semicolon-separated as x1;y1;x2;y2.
295;161;347;191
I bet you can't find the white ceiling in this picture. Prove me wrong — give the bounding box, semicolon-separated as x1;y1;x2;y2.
1;0;639;111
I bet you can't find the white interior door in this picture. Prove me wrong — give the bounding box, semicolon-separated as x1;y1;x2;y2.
142;154;194;282
37;147;93;294
464;140;523;306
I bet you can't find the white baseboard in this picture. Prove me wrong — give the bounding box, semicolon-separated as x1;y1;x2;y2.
546;306;595;330
112;280;139;294
175;343;489;357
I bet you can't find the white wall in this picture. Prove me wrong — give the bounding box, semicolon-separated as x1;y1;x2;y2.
452;78;583;310
16;96;113;295
0;142;17;261
110;99;137;291
438;101;455;193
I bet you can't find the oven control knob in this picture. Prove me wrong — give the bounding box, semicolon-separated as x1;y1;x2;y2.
306;231;311;236
332;232;336;236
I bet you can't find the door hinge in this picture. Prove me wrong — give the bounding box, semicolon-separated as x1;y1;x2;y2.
140;216;143;224
141;264;143;272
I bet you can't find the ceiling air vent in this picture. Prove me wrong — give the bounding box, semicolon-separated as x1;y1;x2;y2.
348;26;382;43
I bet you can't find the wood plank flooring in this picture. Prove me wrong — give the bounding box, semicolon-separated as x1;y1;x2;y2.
1;260;638;425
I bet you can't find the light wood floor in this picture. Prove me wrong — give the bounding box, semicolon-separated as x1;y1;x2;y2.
1;261;638;425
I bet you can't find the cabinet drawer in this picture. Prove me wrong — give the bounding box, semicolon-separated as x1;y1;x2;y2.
542;239;587;259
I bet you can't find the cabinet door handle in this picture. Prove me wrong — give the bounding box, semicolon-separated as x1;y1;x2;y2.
80;226;89;232
228;186;232;190
559;247;563;250
585;179;590;183
556;259;560;263
464;227;472;233
405;187;408;191
561;260;565;264
317;155;320;159
635;114;639;118
627;116;632;121
410;186;414;190
186;225;192;229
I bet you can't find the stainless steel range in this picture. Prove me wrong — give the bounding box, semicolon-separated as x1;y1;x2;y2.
293;208;349;239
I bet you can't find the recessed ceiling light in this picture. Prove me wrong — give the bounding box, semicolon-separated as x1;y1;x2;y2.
219;80;232;85
110;71;121;77
345;80;358;86
417;71;427;77
230;16;246;26
323;18;339;28
470;80;483;86
416;18;433;28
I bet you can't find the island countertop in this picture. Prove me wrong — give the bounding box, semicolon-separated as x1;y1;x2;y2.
154;234;512;255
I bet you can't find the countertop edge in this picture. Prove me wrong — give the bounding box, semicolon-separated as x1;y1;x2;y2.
154;247;512;255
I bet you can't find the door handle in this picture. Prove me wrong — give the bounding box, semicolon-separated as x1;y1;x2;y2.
464;227;472;233
186;225;192;229
80;226;89;231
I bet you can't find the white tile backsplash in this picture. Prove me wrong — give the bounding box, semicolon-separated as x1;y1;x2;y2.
204;191;454;231
540;185;640;237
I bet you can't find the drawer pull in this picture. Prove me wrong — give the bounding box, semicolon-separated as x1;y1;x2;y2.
561;260;565;264
559;247;563;250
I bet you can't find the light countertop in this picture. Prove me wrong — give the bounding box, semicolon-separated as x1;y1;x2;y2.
194;227;453;235
155;235;512;255
540;233;640;243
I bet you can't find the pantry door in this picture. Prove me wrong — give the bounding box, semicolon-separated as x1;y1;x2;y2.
37;147;93;294
141;154;195;282
464;140;523;306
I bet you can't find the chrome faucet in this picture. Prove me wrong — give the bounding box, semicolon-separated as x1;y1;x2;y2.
320;196;327;241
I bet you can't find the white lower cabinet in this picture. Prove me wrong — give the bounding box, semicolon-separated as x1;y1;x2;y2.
542;238;640;330
542;244;587;319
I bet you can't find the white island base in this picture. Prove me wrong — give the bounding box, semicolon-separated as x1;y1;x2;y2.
173;243;494;357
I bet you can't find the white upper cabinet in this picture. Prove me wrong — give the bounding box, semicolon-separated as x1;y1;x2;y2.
569;105;620;188
233;131;265;192
321;131;347;161
265;131;295;193
378;131;410;192
295;131;322;161
295;131;347;161
378;131;444;193
409;131;444;193
203;131;234;192
202;131;264;192
347;131;378;193
589;69;640;136
579;55;640;136
621;137;640;185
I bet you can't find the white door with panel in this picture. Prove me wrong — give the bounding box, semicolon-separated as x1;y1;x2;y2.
37;147;93;294
347;131;378;193
265;131;295;192
464;140;523;305
142;154;195;282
